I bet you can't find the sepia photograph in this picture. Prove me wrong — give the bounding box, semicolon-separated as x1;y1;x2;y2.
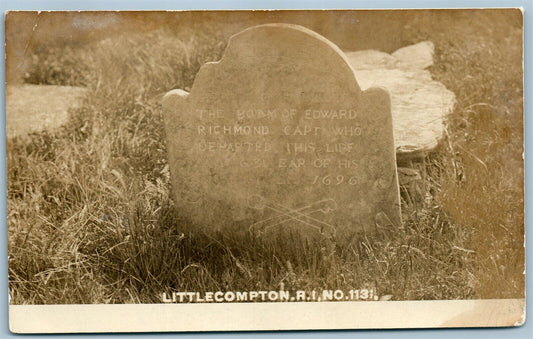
5;9;525;332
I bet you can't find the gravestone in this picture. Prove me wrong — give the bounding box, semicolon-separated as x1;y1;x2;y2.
163;24;401;238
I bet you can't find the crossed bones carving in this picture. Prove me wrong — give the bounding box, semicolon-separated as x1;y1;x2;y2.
248;195;337;236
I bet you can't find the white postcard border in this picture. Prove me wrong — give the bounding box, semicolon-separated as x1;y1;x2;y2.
9;299;525;333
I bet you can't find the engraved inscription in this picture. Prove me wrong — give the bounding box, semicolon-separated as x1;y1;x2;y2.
195;107;365;184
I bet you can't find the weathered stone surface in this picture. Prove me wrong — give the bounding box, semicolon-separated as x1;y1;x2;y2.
163;24;401;238
392;41;435;70
6;84;87;138
345;41;456;157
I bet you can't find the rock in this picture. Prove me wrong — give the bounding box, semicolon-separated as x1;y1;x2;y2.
345;41;456;159
397;167;422;185
392;41;435;70
397;167;424;205
163;23;401;237
6;84;87;138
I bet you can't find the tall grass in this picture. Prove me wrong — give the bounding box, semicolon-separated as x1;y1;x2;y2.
7;11;523;304
410;10;524;298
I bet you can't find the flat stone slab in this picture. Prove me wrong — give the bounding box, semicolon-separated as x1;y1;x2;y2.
346;41;456;157
163;24;401;238
6;84;87;138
